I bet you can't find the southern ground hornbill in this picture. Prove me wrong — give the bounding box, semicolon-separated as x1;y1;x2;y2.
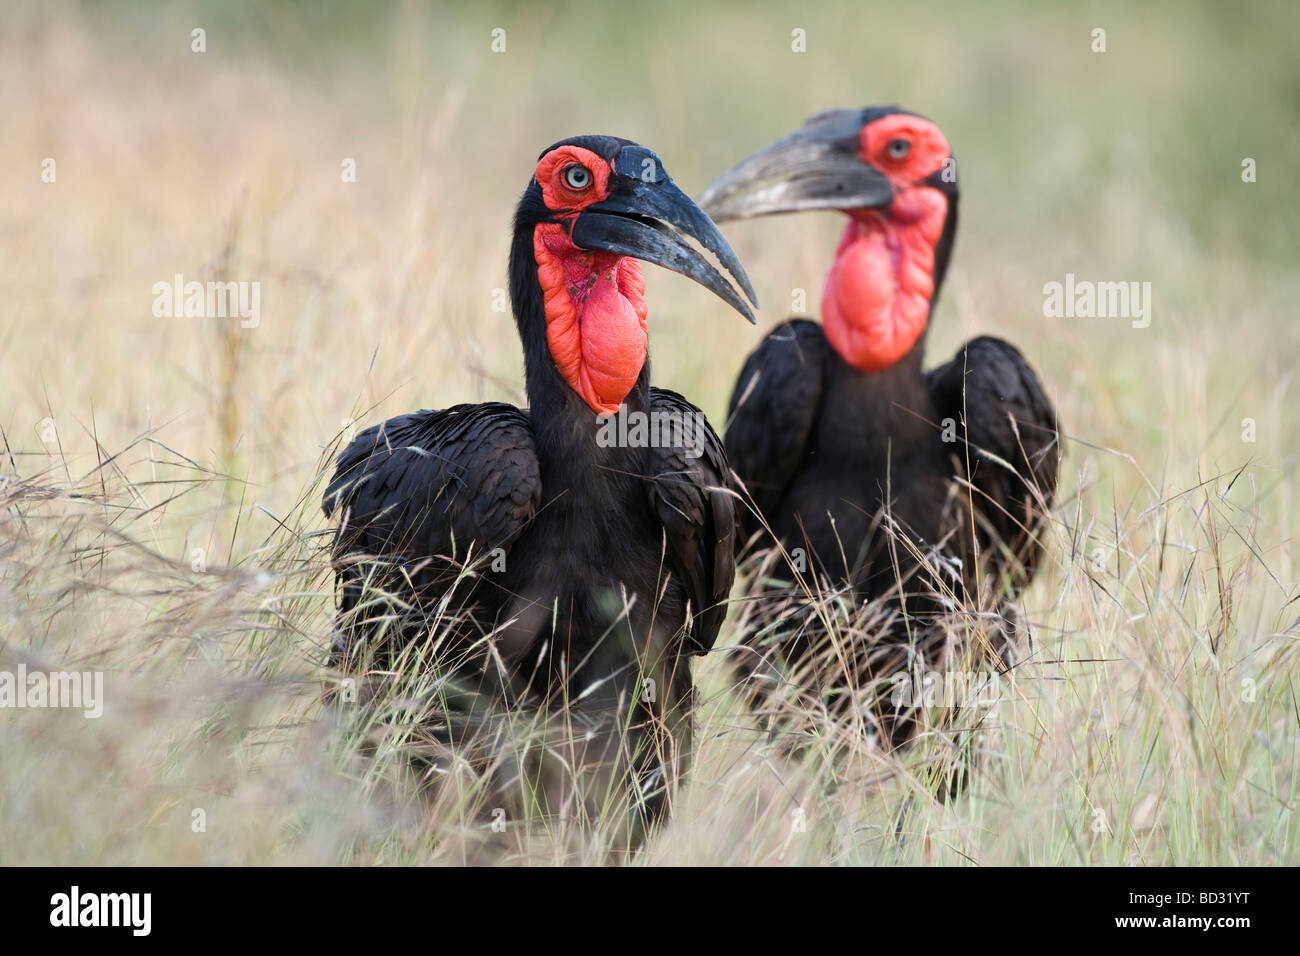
699;107;1059;749
323;135;756;831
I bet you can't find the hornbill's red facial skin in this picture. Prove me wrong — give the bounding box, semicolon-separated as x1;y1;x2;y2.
324;134;754;832
701;108;1058;752
827;113;952;371
528;140;756;415
701;107;956;374
532;144;651;415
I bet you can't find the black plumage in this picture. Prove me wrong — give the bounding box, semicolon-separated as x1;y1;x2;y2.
726;326;1057;613
703;108;1059;746
323;135;754;828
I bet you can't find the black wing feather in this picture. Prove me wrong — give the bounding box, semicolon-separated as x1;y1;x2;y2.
724;319;830;539
925;335;1059;593
643;388;738;655
323;402;541;658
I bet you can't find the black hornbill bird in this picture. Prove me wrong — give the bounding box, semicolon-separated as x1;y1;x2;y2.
699;107;1059;743
323;135;756;827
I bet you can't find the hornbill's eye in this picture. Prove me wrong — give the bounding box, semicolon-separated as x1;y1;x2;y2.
562;164;593;189
887;138;911;159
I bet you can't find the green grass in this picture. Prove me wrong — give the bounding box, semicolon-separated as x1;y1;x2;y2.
1;0;1297;864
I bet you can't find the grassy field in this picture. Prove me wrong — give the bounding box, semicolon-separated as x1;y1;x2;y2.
2;0;1297;865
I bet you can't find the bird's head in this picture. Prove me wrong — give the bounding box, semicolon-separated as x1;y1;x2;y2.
698;107;956;220
511;135;756;416
699;108;958;373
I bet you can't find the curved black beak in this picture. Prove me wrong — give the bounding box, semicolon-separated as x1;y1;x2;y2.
698;109;894;222
571;145;758;323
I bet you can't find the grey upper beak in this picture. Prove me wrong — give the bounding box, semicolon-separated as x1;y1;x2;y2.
698;109;894;222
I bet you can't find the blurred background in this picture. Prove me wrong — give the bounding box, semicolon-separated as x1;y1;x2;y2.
6;0;1298;497
1;0;1297;864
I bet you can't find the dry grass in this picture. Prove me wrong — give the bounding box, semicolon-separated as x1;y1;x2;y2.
1;1;1297;865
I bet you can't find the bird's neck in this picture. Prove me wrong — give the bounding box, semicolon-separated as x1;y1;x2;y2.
531;223;649;417
509;222;651;472
821;186;950;374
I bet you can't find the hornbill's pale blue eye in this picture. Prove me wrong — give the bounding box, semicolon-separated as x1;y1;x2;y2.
563;164;592;189
887;138;911;159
